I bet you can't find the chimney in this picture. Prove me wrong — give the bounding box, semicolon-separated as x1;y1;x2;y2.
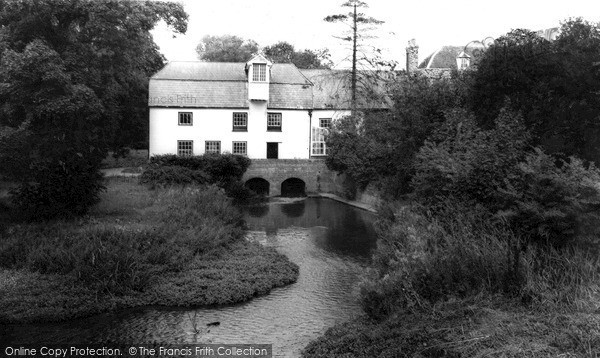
406;39;419;73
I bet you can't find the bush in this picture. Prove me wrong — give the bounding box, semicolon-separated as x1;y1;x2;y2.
10;153;105;220
412;108;600;245
139;165;210;188
141;154;253;202
497;149;600;246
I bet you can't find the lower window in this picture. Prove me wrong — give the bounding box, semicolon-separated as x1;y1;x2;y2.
205;140;221;154
177;140;193;156
232;141;247;155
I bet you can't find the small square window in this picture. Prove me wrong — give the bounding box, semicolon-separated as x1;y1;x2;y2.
267;113;282;131
320;118;332;128
232;141;247;155
205;141;221;154
178;112;193;126
233;112;248;131
178;140;193;156
253;63;267;82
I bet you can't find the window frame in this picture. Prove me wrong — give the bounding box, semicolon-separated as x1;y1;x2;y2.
232;141;247;155
232;112;248;132
252;63;267;82
177;140;193;156
319;118;332;129
178;112;193;126
205;140;221;154
267;112;282;132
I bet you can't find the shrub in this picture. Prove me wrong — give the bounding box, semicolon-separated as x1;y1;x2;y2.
497;149;600;246
139;165;210;188
10;153;105;220
141;154;253;202
412;108;600;245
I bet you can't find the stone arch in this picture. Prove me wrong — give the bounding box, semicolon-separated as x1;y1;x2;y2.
245;177;270;196
281;177;306;197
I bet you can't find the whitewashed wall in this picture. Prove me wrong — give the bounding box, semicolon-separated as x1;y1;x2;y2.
149;106;312;159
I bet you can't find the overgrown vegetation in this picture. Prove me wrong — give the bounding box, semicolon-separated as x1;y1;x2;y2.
310;17;600;357
0;178;298;323
140;154;258;204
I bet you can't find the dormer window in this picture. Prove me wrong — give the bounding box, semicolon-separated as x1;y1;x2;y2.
252;63;267;82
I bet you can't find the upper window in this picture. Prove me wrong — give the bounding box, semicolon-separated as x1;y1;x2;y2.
179;112;193;126
253;63;267;82
233;112;248;131
232;141;247;155
319;118;332;128
178;140;193;156
205;141;221;154
267;113;282;131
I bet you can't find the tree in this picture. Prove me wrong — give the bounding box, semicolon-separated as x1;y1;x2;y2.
324;0;384;110
0;0;188;218
263;41;332;69
196;35;258;62
470;18;600;162
326;74;467;197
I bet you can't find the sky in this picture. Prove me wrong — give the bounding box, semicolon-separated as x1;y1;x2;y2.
151;0;600;69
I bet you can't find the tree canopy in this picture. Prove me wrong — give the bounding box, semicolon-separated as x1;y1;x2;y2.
195;36;331;69
195;34;259;62
470;18;600;161
0;0;188;218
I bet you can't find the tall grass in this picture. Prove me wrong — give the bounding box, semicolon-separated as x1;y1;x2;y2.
0;184;245;295
361;201;600;320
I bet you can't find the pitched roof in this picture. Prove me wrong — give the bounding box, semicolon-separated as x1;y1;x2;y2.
149;62;389;110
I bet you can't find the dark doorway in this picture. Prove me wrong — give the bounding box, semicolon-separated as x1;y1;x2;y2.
281;178;306;197
267;142;279;159
245;178;270;196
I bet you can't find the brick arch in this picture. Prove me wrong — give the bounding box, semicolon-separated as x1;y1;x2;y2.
242;159;336;197
245;177;270;196
280;177;307;197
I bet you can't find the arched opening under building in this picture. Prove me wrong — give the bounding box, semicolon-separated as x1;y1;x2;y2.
245;178;270;196
281;178;306;197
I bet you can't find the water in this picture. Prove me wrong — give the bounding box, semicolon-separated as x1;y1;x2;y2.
2;198;378;357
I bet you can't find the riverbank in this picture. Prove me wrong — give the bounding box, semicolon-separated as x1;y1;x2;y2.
302;295;600;357
0;177;299;324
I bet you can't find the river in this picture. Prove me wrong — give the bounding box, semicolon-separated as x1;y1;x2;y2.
1;198;378;357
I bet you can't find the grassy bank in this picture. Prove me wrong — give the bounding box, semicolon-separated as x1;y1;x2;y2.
0;177;298;324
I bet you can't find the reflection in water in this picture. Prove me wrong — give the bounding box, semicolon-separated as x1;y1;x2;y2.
2;198;377;358
280;201;305;218
246;204;270;218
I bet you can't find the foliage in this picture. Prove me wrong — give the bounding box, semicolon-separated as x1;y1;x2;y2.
0;179;299;323
0;185;244;294
196;34;259;62
140;154;254;202
412;108;600;245
0;0;188;219
470;18;600;162
263;41;332;69
497;149;600;246
412;108;530;209
361;204;518;320
326;74;466;197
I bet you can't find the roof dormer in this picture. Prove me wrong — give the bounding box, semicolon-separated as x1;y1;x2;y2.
246;53;272;101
